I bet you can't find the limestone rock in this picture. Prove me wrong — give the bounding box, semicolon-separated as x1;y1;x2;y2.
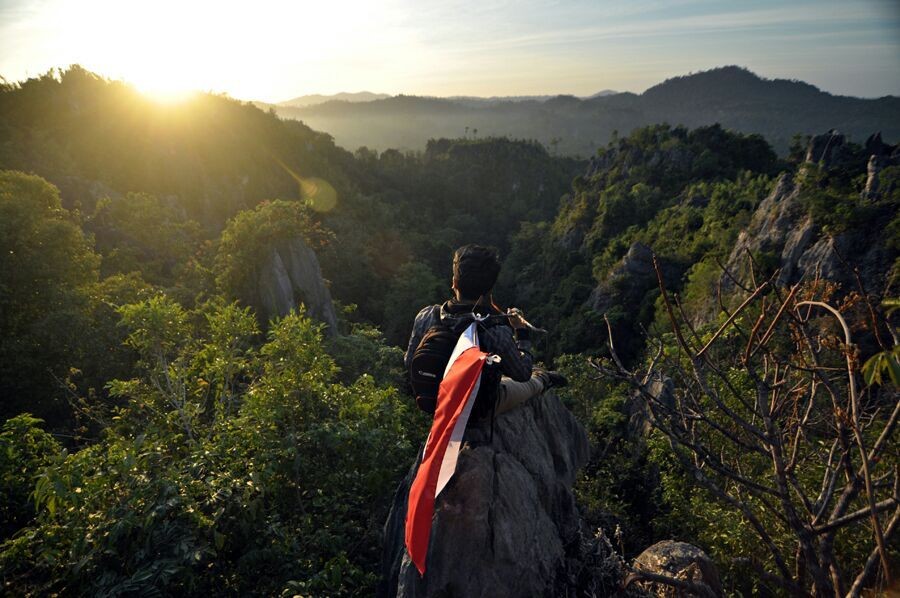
721;172;801;292
720;148;894;300
777;215;816;286
589;242;657;314
380;392;628;598
862;132;900;201
805;130;845;167
633;541;722;597
257;237;338;335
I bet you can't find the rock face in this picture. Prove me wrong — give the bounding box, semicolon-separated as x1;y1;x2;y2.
862;132;900;201
721;172;803;291
380;393;626;597
804;129;847;167
257;237;338;335
633;541;722;597
589;242;657;313
720;133;895;299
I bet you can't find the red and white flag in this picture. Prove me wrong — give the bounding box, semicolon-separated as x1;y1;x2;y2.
405;322;488;575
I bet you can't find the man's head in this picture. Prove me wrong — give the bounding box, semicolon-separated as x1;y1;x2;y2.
452;244;501;301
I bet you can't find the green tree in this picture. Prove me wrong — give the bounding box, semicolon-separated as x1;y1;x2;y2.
1;303;417;596
0;414;61;539
0;171;100;422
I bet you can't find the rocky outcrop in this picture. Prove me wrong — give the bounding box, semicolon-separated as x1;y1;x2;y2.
257;237;338;335
721;132;895;298
721;172;803;291
380;393;645;597
862;132;900;201
589;242;657;313
804;129;846;167
633;541;722;597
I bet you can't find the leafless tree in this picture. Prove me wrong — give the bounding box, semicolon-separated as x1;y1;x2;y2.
591;256;898;597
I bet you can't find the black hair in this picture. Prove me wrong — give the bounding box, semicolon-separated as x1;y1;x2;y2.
452;244;501;300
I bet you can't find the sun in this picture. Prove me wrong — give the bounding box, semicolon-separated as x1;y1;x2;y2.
28;0;391;103
128;68;198;104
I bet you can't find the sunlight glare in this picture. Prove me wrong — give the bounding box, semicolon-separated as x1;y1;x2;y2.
39;0;404;101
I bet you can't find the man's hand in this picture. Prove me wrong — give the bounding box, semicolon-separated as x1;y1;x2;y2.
506;307;527;329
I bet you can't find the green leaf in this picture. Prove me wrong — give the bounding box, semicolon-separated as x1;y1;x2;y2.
887;352;900;386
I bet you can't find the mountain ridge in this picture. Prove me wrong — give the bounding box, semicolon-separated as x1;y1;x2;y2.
277;91;391;108
271;66;899;156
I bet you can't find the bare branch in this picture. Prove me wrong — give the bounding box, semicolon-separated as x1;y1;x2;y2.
697;281;769;359
603;313;632;376
624;568;718;598
846;505;900;597
814;497;899;535
796;300;892;584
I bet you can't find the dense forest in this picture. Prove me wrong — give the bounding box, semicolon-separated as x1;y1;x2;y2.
267;66;900;157
0;67;897;596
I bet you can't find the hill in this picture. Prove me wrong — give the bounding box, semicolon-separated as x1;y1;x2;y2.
277;91;391;108
274;66;900;156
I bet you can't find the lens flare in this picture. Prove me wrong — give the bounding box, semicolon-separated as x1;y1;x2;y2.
273;156;338;212
299;177;338;213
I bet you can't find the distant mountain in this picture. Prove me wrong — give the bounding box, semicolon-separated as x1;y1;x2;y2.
272;67;899;156
278;91;391;108
586;89;618;99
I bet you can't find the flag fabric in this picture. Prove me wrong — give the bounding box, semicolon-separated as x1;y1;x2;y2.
405;322;487;576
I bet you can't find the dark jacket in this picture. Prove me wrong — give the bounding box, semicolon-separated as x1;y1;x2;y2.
404;299;534;382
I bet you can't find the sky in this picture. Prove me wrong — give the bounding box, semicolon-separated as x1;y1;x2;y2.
1;0;898;102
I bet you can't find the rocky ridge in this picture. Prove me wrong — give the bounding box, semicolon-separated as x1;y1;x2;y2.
722;131;896;297
379;391;719;597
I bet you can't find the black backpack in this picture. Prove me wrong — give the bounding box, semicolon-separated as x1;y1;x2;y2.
408;306;507;415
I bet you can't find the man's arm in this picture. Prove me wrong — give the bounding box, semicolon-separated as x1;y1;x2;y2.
404;305;440;370
484;325;534;382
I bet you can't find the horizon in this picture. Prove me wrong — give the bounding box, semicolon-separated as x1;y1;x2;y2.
269;65;897;104
1;0;899;102
5;65;900;107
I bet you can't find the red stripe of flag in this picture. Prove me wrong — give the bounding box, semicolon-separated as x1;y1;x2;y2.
405;345;486;575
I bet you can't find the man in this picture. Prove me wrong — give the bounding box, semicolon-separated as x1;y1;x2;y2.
404;244;566;420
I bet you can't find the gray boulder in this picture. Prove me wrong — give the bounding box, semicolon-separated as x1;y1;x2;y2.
380;392;629;597
632;541;722;597
257;237;338;335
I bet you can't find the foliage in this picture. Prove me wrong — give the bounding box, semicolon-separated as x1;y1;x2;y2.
0;170;101;422
379;261;445;344
0;66;357;225
519;125;780;361
556;356;663;556
0;302;417;596
0;415;62;540
861;298;900;386
88;192;205;290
